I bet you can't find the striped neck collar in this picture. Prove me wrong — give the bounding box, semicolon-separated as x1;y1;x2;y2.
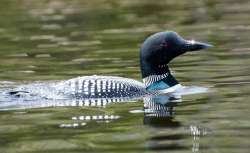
143;73;169;87
143;72;180;92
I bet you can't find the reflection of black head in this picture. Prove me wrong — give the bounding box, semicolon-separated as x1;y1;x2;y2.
140;31;213;78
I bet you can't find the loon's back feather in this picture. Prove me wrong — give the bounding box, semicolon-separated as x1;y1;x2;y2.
56;75;149;98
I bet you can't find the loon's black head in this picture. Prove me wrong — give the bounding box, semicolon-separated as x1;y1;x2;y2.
140;31;213;91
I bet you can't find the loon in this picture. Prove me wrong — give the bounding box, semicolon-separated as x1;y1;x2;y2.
9;31;212;99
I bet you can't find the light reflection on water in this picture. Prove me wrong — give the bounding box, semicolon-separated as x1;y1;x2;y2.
0;0;250;153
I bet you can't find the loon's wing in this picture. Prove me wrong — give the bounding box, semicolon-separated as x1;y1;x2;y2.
7;76;148;100
56;75;148;98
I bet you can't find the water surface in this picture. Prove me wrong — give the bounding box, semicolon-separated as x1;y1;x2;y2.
0;0;250;153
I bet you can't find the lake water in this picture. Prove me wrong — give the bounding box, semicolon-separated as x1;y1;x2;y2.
0;0;250;153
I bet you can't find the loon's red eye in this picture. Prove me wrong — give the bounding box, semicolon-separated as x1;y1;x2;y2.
160;42;168;47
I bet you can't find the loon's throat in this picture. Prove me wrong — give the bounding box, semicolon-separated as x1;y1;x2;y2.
143;72;179;91
143;73;169;87
141;64;179;91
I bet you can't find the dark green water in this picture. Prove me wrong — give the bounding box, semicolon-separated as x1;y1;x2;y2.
0;0;250;153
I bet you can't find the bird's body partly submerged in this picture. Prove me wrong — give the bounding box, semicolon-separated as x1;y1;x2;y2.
8;31;212;100
57;76;148;98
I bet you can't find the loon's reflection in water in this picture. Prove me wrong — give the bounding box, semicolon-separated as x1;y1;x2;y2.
59;114;121;128
53;94;208;153
143;94;208;152
0;91;137;110
143;95;180;127
0;90;209;152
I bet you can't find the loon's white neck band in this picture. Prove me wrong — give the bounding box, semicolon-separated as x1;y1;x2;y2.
142;73;169;88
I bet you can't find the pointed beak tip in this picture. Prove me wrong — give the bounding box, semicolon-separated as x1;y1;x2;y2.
185;40;214;52
203;43;214;49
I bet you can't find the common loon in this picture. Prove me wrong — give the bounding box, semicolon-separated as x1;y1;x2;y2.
9;31;212;99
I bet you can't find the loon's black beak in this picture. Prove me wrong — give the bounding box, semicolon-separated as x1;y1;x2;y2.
184;40;213;52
